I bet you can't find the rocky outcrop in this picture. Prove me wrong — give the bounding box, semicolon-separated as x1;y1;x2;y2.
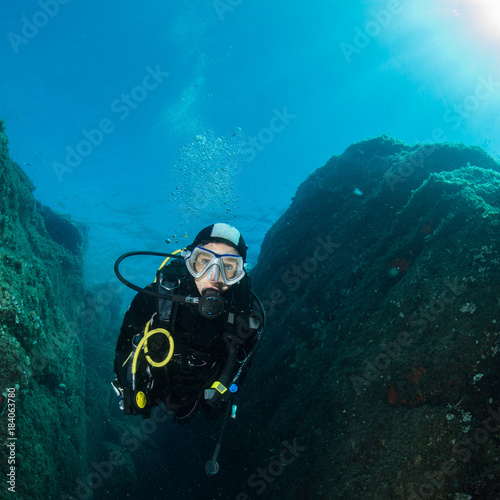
0;120;89;499
233;137;500;499
3;122;499;499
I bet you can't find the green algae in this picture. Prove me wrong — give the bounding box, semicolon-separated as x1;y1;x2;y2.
0;120;89;498
238;136;500;499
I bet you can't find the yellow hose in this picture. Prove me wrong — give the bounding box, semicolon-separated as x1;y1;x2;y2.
131;324;174;380
131;249;182;385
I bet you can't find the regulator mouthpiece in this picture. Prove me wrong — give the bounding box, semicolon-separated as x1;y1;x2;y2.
198;290;225;319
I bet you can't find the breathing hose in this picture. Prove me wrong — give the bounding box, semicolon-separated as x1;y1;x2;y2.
218;344;239;389
131;324;174;390
205;398;232;476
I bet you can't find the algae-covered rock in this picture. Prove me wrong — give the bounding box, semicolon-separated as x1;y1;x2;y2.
234;137;500;499
0;120;90;499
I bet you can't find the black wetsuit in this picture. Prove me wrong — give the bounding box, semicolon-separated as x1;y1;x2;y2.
114;267;262;422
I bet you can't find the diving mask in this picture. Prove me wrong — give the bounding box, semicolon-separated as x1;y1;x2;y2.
185;247;245;286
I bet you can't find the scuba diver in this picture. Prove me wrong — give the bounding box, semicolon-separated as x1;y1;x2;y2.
112;223;265;426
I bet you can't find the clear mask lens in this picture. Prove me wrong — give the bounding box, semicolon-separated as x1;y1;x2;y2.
186;247;245;285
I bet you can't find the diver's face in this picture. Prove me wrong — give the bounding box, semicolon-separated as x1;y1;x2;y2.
193;242;241;295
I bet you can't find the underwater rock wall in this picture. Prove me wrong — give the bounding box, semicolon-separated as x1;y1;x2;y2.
0;121;90;499
236;136;500;499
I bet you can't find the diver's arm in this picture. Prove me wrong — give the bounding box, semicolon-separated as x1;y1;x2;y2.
205;296;264;408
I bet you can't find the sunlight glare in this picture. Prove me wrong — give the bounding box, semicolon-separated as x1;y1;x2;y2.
457;0;500;43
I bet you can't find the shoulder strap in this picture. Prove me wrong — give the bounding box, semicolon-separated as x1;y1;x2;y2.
156;259;188;324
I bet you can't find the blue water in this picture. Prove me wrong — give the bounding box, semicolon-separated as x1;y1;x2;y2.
2;0;499;286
